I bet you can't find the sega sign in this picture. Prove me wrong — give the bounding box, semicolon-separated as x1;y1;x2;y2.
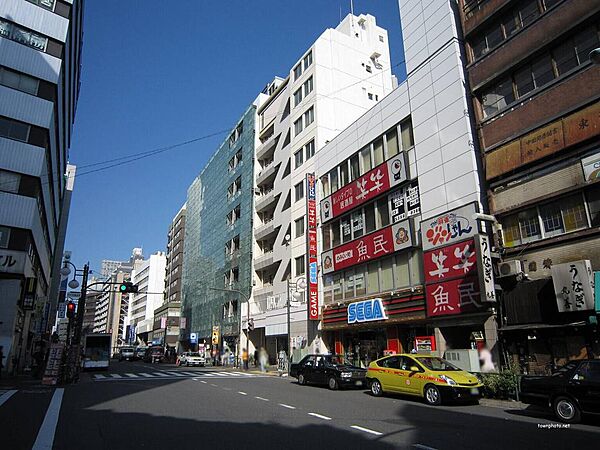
347;298;388;324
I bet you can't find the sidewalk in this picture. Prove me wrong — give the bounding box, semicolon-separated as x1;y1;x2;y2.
479;398;527;410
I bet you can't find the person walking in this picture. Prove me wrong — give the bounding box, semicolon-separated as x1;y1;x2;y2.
254;349;259;368
242;348;249;371
258;347;268;372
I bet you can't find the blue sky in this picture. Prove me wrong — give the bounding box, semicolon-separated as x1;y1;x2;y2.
65;0;406;273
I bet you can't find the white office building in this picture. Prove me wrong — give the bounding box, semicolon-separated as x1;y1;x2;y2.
246;13;395;360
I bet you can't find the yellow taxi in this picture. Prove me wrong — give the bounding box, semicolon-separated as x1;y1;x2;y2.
366;353;483;405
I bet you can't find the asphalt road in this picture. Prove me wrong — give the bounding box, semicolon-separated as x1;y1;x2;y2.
2;361;600;450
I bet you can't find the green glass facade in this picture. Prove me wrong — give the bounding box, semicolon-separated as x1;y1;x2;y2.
182;105;255;345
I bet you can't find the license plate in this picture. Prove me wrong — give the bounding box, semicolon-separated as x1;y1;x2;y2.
355;381;363;386
470;388;479;395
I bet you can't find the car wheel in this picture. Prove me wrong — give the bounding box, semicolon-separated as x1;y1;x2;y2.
370;379;382;397
553;396;581;423
424;384;442;406
298;374;306;386
328;376;339;390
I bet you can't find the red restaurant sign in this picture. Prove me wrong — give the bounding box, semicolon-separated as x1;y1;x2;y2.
306;173;319;320
321;153;407;223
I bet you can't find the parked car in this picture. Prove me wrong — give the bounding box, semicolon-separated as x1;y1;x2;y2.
135;347;147;360
520;359;600;423
118;347;135;362
366;354;482;405
178;352;205;367
290;354;367;390
144;346;165;364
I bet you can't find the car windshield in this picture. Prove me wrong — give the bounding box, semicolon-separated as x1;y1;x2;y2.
416;357;460;371
188;353;200;357
325;355;355;367
551;361;578;377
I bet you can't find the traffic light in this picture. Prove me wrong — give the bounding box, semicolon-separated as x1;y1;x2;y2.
118;282;138;294
66;301;76;319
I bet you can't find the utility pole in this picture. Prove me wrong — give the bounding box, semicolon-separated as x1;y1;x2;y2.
72;263;89;347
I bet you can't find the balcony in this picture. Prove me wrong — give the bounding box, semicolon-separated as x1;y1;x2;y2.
254;250;277;271
256;162;279;187
254;219;279;241
255;189;278;213
256;133;279;160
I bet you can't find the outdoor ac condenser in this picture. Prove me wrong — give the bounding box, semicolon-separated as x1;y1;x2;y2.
444;349;480;372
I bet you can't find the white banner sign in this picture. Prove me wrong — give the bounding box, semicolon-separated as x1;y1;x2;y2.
551;260;595;312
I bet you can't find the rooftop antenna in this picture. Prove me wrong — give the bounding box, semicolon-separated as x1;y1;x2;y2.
350;0;356;34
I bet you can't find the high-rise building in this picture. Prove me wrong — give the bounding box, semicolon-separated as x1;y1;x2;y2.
152;204;186;349
127;251;166;345
248;13;394;361
182;103;261;354
457;0;600;373
0;0;84;374
100;260;121;278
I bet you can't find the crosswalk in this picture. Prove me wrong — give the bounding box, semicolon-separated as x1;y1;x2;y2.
92;370;262;381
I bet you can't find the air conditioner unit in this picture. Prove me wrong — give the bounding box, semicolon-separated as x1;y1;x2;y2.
497;260;523;278
444;349;480;372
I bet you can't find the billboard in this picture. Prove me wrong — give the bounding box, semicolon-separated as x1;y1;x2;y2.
306;173;319;320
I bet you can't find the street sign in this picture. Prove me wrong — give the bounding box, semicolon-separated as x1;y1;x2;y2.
190;332;198;344
211;326;219;345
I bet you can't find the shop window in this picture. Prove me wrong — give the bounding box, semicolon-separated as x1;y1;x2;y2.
394;253;410;288
380;257;394;292
355;266;366;296
373;138;384;166
322;223;331;250
385;128;399;158
364;202;376;233
367;262;379;294
333;273;343;301
344;269;355;299
341;216;352;243
360;146;372;175
352;211;364;238
331;220;341;247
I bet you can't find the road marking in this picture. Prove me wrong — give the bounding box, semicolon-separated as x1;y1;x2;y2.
110;374;123;379
210;384;218;387
163;372;186;377
124;373;139;378
139;373;155;377
201;373;215;377
152;373;166;377
215;372;233;376
223;387;232;391
350;425;383;436
199;380;207;384
255;396;269;402
232;371;252;376
413;445;438;450
278;403;296;410
93;374;106;379
180;372;199;376
0;389;17;407
308;413;332;421
238;391;247;395
32;388;64;450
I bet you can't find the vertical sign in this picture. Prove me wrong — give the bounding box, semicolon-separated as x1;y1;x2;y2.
551;260;595;312
306;173;319;320
595;272;600;314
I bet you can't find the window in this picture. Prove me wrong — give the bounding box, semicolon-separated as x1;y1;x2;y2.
519;208;542;243
364;202;376;233
400;118;414;150
531;54;554;89
322;223;331;250
586;185;600;227
367;262;379;294
232;267;239;283
360;146;372;175
294;148;303;169
350;154;360;181
562;194;587;232
517;0;540;27
355;266;366;296
539;202;563;237
293;64;302;81
0;19;48;52
0;171;20;193
352;211;364;238
379;35;384;42
341;216;352;243
0;226;10;248
0;116;30;142
26;0;56;11
294;117;303;136
304;76;313;96
365;65;372;73
303;51;313;70
295;255;306;276
333;273;343;301
373;138;384;166
340;161;349;186
395;253;410;288
329;168;339;192
344;269;355;299
321;174;330;197
368;93;373;100
385;128;399;158
553;38;579;75
294;181;304;202
331;220;341;247
380;257;394;292
574;27;599;67
376;198;390;228
293;88;303;107
295;216;305;237
304;107;314;127
0;67;39;95
305;139;315;160
481;78;515;117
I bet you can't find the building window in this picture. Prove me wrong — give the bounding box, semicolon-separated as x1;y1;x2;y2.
26;0;56;10
0;67;39;96
294;181;304;202
303;51;313;70
295;255;306;276
373;138;384;166
294;148;303;169
365;65;372;73
304;107;314;127
322;223;331;250
0;226;10;248
293;64;302;81
305;139;315;160
360;146;372;175
481;78;515;117
329;167;339;192
400;118;414;150
368;93;373;100
294;117;303;136
385;128;399;157
321;174;330;197
0;170;20;194
0;116;30;142
295;216;305;237
0;19;48;52
293;88;303;107
304;76;313;96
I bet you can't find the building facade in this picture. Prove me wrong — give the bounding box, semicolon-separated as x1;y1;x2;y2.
458;0;600;373
100;259;121;279
248;13;395;363
182;103;260;356
0;0;84;374
151;204;186;349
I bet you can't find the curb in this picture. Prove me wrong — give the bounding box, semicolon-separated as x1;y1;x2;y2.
479;398;527;410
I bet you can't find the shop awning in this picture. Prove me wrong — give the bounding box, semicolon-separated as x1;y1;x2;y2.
499;321;587;332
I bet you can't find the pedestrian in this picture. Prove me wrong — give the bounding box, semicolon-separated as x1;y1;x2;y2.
254;349;259;368
242;348;249;371
259;347;268;372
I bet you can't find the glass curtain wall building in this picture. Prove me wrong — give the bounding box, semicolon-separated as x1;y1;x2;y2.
182;104;257;356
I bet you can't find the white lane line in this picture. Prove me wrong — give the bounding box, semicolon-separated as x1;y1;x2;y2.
163;372;186;377
350;425;383;436
255;396;269;402
226;372;242;376
124;373;138;378
201;373;215;377
93;374;106;379
222;387;232;391
232;371;252;376
199;380;207;384
308;413;332;421
278;403;296;410
152;373;166;377
139;373;155;378
32;388;64;450
216;372;233;376
0;389;17;407
110;374;123;379
238;391;247;395
180;372;199;376
210;384;218;387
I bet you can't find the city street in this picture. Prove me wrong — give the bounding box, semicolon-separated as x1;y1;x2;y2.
2;362;599;450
